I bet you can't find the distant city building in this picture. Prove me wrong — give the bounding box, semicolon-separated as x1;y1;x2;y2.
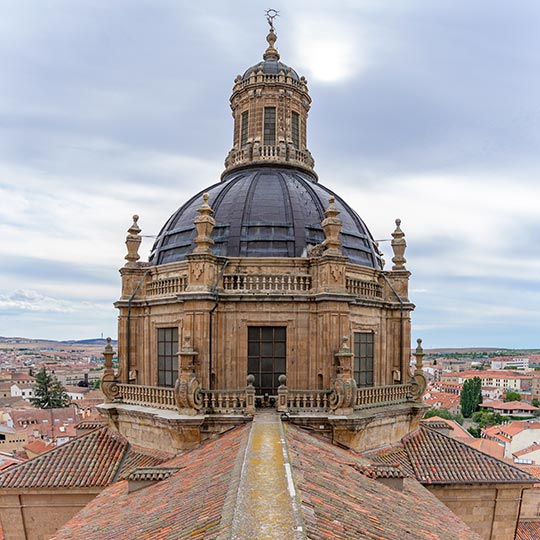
491;357;530;370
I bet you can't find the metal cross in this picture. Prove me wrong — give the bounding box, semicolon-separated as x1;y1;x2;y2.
265;9;279;32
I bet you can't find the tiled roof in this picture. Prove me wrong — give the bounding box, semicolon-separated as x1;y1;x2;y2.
285;426;481;540
363;443;415;476
422;416;472;441
483;420;540;441
514;443;540;458
0;427;170;489
482;400;538;411
466;438;505;460
51;425;250;540
24;439;54;455
367;425;536;485
516;521;540;540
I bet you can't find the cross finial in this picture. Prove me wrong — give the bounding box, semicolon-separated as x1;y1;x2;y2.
263;9;280;61
265;8;279;32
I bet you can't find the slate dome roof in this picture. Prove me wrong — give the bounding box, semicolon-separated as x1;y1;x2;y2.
242;60;300;81
150;168;382;268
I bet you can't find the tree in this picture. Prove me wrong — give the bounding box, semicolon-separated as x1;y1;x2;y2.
504;391;521;402
423;408;464;425
532;398;540;408
471;410;503;428
30;368;70;409
460;377;482;418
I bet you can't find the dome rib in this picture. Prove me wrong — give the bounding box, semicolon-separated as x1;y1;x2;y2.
149;167;382;268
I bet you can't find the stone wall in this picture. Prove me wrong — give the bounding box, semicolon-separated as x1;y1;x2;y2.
0;490;100;540
428;484;528;540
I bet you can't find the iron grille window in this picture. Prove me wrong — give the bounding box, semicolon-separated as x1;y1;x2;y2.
263;107;276;145
291;111;300;148
157;327;178;387
354;332;374;387
241;111;249;147
247;326;286;395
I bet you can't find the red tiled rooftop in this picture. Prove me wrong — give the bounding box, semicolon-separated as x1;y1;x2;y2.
482;400;538;412
442;370;532;380
51;425;250;540
0;427;171;489
466;438;505;460
366;425;536;485
516;521;540;540
286;425;481;540
514;443;540;458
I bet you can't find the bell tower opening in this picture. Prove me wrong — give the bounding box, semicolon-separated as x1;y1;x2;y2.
247;326;286;396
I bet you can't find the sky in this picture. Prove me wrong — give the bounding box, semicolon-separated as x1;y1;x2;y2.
0;0;539;347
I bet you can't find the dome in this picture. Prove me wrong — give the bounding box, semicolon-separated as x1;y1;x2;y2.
150;167;382;268
242;60;300;81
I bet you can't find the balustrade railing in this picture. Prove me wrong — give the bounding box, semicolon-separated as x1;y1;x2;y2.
116;383;177;411
111;382;414;414
346;277;383;299
287;389;331;411
355;383;413;409
200;389;246;414
147;275;188;297
222;274;311;293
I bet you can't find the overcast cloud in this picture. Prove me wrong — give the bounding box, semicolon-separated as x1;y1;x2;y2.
0;0;539;347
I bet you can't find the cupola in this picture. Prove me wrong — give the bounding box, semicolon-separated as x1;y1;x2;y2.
223;12;315;177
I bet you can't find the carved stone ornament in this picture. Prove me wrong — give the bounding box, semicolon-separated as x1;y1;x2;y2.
330;264;343;282
192;262;205;280
410;338;427;402
321;197;343;255
391;218;407;271
329;377;357;413
124;215;142;267
193;194;215;254
174;375;203;413
101;337;120;402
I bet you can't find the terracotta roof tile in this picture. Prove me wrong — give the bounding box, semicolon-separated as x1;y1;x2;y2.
466;438;505;460
514;443;540;458
51;425;250;540
286;426;481;540
517;521;540;540
367;425;536;485
0;427;170;489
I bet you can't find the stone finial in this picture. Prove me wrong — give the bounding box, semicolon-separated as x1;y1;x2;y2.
124;215;142;267
321;197;343;255
193;194;216;254
376;242;385;269
101;337;119;402
263;9;280;61
414;338;424;372
391;218;407;270
103;337;114;375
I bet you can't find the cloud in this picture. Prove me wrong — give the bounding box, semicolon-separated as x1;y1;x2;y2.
0;289;105;314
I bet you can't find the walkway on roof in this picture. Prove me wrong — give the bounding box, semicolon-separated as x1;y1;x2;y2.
231;411;305;539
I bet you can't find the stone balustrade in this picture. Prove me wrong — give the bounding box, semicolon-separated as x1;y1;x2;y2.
355;383;413;409
224;144;314;171
110;381;415;415
146;275;188;297
200;389;247;414
116;383;177;410
287;390;330;411
222;273;312;293
345;277;383;299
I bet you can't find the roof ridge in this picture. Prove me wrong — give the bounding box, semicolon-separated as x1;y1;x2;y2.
405;425;536;484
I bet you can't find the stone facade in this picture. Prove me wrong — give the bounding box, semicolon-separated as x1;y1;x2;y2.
428;484;530;540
